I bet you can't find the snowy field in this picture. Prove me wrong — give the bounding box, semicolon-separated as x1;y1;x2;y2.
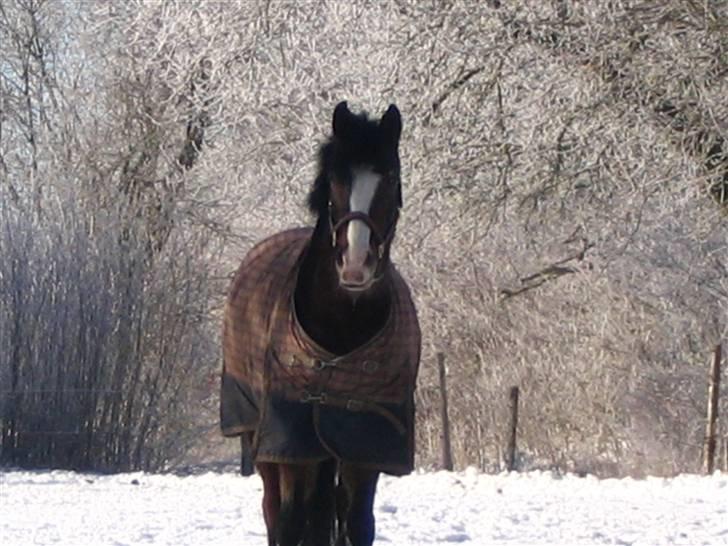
1;468;727;545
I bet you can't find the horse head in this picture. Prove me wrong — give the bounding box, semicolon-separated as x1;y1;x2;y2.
309;101;403;292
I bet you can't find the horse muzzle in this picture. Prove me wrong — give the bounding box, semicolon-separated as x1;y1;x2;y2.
331;210;394;293
337;246;378;292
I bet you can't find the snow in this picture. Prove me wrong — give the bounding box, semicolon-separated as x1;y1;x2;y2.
1;468;727;545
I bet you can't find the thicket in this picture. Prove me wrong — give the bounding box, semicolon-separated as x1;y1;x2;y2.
1;0;726;476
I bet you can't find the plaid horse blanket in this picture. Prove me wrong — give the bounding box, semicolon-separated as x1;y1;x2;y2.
221;228;421;475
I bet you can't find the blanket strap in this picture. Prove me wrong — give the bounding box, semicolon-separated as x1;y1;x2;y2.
301;391;407;436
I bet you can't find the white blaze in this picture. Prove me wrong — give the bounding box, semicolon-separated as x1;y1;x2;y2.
347;168;381;264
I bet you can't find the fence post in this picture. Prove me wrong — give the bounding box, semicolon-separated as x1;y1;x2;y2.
506;386;519;472
437;353;453;471
702;343;722;474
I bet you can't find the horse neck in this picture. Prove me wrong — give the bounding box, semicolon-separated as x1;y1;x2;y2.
294;220;392;356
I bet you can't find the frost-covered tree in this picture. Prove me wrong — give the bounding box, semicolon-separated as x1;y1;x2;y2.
1;0;725;475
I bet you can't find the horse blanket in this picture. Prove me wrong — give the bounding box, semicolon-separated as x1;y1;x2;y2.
220;228;421;475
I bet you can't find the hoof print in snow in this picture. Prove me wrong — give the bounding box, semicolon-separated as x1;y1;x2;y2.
443;532;470;542
379;503;398;514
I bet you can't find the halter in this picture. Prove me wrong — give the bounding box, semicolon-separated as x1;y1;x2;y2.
328;204;398;260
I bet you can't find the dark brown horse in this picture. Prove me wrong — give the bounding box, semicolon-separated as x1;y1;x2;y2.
221;102;420;546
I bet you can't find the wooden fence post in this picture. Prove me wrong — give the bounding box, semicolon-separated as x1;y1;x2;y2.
437;353;453;471
506;386;519;472
702;343;722;474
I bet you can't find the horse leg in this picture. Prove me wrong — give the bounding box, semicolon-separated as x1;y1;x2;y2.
256;463;281;546
303;459;337;546
276;463;311;546
258;461;334;546
338;464;380;546
334;476;350;546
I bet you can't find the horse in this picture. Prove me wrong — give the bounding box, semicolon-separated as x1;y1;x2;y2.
220;101;421;546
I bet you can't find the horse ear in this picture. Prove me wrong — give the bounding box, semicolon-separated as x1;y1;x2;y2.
380;104;402;145
332;101;350;137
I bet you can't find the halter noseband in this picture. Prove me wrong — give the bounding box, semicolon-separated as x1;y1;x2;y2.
329;205;398;260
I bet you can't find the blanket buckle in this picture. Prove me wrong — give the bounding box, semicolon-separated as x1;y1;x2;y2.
315;360;337;370
301;391;327;404
346;399;364;411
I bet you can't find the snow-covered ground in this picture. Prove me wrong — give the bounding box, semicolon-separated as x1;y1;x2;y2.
1;468;727;545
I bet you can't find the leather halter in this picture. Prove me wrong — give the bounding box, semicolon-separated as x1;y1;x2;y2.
328;205;398;260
